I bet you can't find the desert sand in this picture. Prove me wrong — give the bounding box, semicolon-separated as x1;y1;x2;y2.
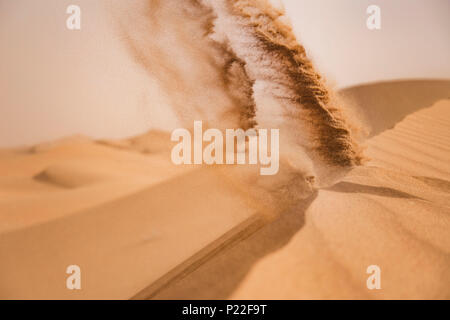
0;80;449;299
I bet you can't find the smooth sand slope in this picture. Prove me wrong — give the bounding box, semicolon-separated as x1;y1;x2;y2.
227;100;450;299
0;137;264;299
340;79;450;137
0;80;449;299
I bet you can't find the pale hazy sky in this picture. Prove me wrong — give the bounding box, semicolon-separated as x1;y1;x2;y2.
0;0;449;147
283;0;450;88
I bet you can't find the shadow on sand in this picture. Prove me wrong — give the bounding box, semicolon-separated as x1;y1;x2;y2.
326;181;425;200
152;191;318;299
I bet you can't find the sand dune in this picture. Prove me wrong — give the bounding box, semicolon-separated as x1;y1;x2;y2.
0;81;449;299
0;167;264;299
340;79;450;137
366;99;450;180
151;84;450;300
222;100;450;300
1;0;449;301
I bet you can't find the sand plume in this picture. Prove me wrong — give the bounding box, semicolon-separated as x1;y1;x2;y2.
203;0;365;177
117;0;364;185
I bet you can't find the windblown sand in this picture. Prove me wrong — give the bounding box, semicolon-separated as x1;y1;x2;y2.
0;82;449;299
1;0;449;300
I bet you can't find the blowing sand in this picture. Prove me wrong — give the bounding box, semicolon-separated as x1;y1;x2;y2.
0;80;449;299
